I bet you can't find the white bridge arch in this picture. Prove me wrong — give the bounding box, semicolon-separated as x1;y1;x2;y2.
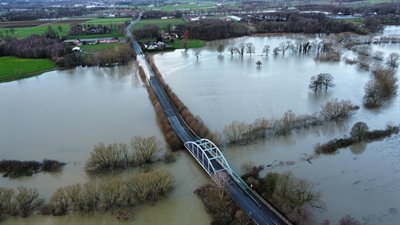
184;138;234;179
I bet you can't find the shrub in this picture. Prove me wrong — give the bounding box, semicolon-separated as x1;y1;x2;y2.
130;136;161;165
84;142;129;176
8;187;44;218
319;98;359;121
126;169;174;203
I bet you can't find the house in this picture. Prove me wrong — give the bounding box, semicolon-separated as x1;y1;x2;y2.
73;39;82;45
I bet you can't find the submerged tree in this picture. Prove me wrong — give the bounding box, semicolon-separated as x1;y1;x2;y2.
309;73;335;93
309;74;324;93
130;136;161;165
256;60;262;67
193;49;201;60
350;122;369;142
319;98;358;121
386;52;400;68
245;42;255;57
217;44;224;55
262;45;270;56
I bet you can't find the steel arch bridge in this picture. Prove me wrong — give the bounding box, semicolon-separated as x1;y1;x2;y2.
184;138;236;181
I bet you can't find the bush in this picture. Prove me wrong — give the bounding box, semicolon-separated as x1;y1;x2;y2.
319;98;359;121
84;143;129;176
126;169;174;203
8;187;44;218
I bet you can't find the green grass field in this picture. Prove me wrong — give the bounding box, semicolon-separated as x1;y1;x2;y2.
79;43;122;54
0;56;56;79
86;18;133;24
68;29;126;40
134;18;187;28
0;24;70;38
135;1;239;11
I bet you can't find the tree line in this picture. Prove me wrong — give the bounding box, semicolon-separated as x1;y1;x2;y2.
0;169;174;220
315;121;399;154
0;159;65;179
221;98;359;146
0;25;136;68
84;136;174;176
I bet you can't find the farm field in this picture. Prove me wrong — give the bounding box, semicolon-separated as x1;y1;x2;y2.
0;18;130;39
68;29;126;40
79;43;122;54
0;24;70;38
0;56;56;79
86;17;133;24
134;18;186;28
135;1;238;11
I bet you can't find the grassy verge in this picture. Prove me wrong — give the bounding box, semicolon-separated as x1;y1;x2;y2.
0;56;56;81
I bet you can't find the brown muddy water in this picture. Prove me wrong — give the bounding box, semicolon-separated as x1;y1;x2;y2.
1;26;399;224
151;27;399;224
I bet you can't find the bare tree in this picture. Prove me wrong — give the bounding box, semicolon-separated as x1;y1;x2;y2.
319;98;358;121
50;187;70;215
130;136;161;164
321;73;335;91
373;68;398;98
66;183;99;214
217;44;224;55
238;43;245;58
99;178;128;211
0;187;14;217
262;45;270;56
228;46;239;56
357;54;371;70
279;41;291;55
309;74;324;93
372;51;384;60
8;187;44;217
126;169;174;203
84;142;128;176
193;49;201;60
363;80;382;108
386;52;400;68
245;42;255;57
223;120;246;144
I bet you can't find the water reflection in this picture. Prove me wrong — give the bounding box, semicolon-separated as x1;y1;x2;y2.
349;142;367;155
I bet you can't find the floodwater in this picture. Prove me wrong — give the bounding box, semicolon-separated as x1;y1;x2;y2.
0;26;399;224
151;26;400;224
0;64;212;224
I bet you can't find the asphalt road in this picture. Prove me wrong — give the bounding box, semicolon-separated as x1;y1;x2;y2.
128;19;290;225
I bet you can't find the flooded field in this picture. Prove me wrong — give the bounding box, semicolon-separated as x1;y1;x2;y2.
1;26;399;224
